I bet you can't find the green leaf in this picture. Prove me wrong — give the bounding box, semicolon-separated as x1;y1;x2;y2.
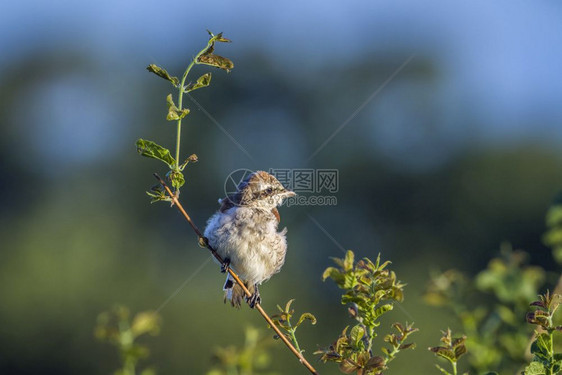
296;312;317;327
365;356;385;371
146;189;170;204
197;53;234;72
185;73;212;92
343;250;355;271
399;343;416;350
429;346;456;363
524;361;546;375
322;267;343;282
373;304;394;320
209;30;232;43
168;170;185;190
136;139;176;168
454;344;467;360
166;94;189;121
339;359;359;374
341;293;369;306
146;64;179;86
284;299;295;314
350;325;365;348
531;333;552;360
343;272;357;289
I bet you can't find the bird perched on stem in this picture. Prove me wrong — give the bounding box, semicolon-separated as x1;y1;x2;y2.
204;170;295;308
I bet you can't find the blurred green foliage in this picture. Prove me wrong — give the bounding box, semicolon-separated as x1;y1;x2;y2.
206;326;277;375
424;245;545;373
543;199;562;266
95;306;161;375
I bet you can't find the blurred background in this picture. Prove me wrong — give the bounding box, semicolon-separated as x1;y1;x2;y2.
1;1;562;374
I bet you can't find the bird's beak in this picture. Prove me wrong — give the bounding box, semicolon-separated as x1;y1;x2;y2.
280;189;296;198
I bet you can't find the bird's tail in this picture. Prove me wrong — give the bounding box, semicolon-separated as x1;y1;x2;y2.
223;274;254;308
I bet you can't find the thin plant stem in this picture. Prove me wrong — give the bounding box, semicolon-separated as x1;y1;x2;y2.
153;173;319;375
286;319;302;354
174;40;213;172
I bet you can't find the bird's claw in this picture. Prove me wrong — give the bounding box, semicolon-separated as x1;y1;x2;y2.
220;258;230;273
246;285;261;308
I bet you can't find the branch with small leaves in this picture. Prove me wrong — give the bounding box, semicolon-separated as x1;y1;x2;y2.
315;250;417;375
524;291;562;375
271;299;317;354
428;329;469;375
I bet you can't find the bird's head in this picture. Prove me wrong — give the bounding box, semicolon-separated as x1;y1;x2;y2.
223;171;295;210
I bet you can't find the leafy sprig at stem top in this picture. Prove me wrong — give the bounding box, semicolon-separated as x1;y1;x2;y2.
271;299;317;354
138;30;233;200
428;328;468;375
524;291;562;375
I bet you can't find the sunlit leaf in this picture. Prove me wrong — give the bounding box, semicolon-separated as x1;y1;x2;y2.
454;344;467;360
295;313;317;328
531;333;552;361
343;250;355;271
185;73;212;92
373;304;393;320
136;139;176;168
429;346;456;363
284;299;295;314
350;325;365;348
197;53;234;72
207;30;232;43
131;311;161;337
523;361;546;375
322;267;342;282
168;170;185;190
166;94;189;121
146;64;179;86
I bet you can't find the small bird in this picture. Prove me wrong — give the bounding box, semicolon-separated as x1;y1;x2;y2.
204;171;295;308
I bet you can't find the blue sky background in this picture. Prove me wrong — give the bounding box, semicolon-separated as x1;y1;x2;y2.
2;0;562;170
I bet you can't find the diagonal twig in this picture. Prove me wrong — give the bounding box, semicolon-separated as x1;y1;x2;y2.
153;173;319;375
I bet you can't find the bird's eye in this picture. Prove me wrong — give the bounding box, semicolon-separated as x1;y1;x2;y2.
265;187;273;195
